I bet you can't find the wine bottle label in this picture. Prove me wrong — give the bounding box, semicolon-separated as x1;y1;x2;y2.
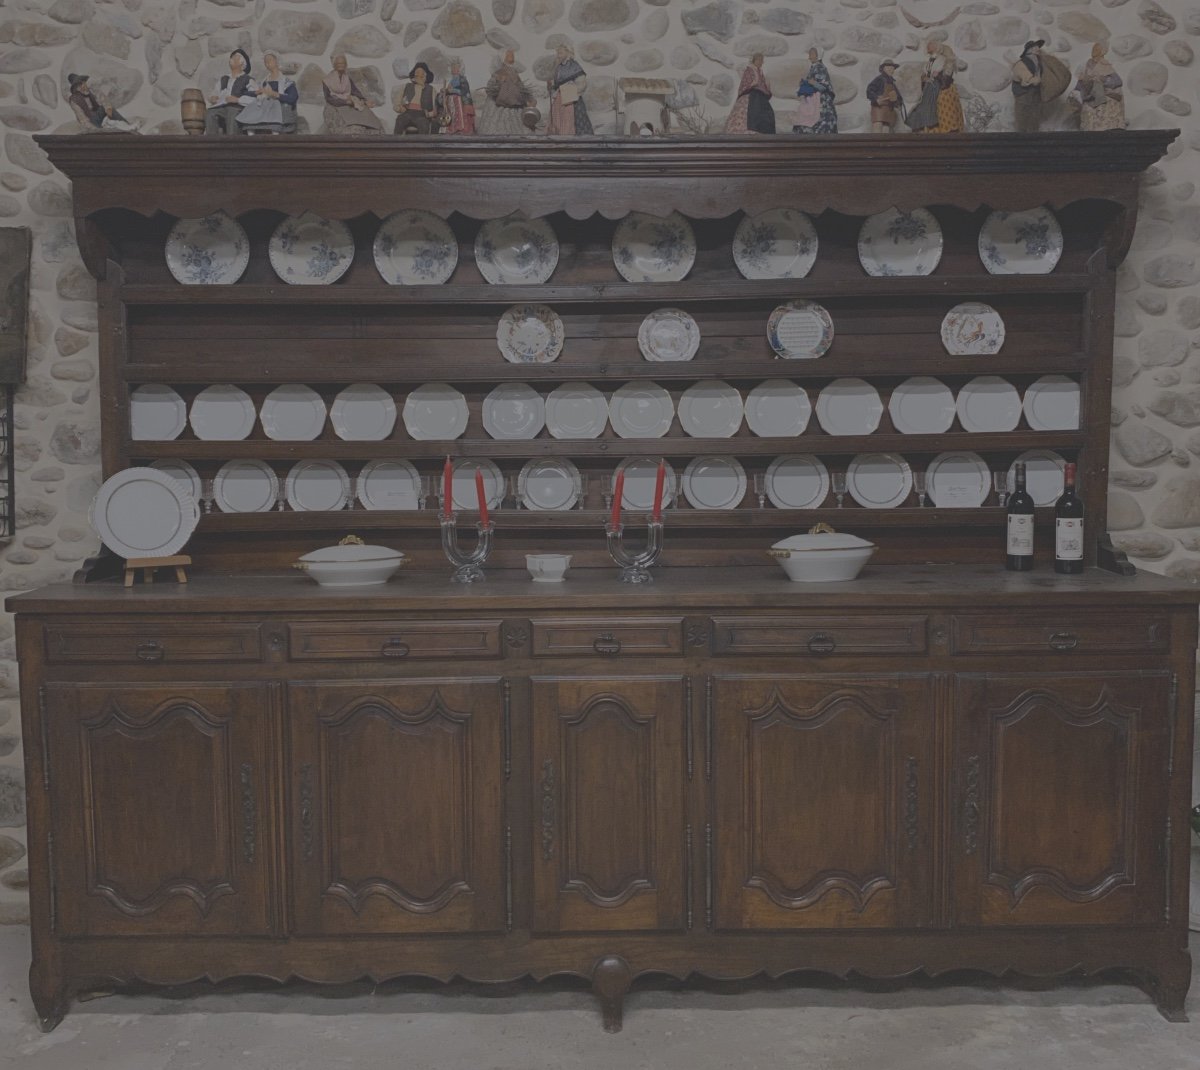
1056;517;1083;561
1007;514;1033;555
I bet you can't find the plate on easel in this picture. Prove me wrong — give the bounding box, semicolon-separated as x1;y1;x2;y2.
90;467;199;560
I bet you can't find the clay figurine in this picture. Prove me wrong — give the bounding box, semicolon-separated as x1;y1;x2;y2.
725;53;775;135
1010;40;1069;133
322;54;385;136
546;44;593;136
67;73;139;133
235;51;298;135
793;48;837;135
866;60;904;134
206;49;256;135
395;62;439;135
907;40;964;134
478;50;535;135
1070;42;1126;131
443;59;476;135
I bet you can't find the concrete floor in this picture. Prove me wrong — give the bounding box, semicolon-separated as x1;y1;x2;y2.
2;928;1199;1070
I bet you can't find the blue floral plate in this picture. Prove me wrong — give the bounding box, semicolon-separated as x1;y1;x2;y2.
269;211;355;285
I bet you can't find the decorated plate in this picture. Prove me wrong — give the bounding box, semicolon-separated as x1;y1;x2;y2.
767;300;834;359
402;383;469;440
733;208;818;280
638;308;700;362
888;376;956;435
1023;374;1080;431
857;207;943;277
483;383;546;440
745;380;811;438
269;212;355;285
1007;449;1066;507
496;304;565;364
956;375;1022;433
451;457;506;512
212;459;279;514
614;457;678;511
475;213;559;285
979;207;1063;275
130;383;187;441
925;451;990;508
940;302;1006;355
815;378;883;436
609;382;675;439
260;384;327;442
90;467;199;560
189;384;256;441
846;452;913;509
682;455;747;511
678;380;743;438
764;454;829;510
373;209;458;285
546;382;608;439
284;459;351;512
165;212;249;285
357;459;423;510
518;457;583;511
612;211;696;283
330;383;397;442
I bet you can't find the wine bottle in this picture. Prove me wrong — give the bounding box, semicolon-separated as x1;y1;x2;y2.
1006;462;1034;571
1054;461;1084;574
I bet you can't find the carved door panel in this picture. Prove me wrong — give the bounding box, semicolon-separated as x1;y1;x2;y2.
288;678;506;935
711;674;934;930
46;683;276;937
953;671;1170;927
531;676;687;933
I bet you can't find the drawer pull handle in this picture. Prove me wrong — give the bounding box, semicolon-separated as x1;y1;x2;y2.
593;633;622;655
381;638;411;658
135;641;164;662
806;633;836;655
1048;632;1079;652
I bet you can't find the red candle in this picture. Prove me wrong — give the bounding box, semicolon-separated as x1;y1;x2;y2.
442;456;453;518
611;470;625;528
475;468;489;527
651;458;666;521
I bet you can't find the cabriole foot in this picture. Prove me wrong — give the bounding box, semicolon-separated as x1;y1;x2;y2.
591;954;633;1033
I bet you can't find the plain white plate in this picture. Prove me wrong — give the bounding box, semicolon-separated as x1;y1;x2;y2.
745;380;810;438
683;455;746;510
331;384;397;442
189;384;256;441
733;208;818;280
857;207;943;277
609;383;675;439
90;467;199;559
816;378;883;436
260;384;327;442
638;308;700;362
373;209;458;285
483;383;546;440
285;459;351;512
165;212;249;285
847;453;913;509
1023;375;1080;431
269;212;354;285
130;384;187;441
213;459;279;513
357;459;422;510
1007;449;1066;507
764;454;829;510
518;457;582;511
612;212;696;283
955;375;1022;433
888;376;955;435
402;383;469;441
475;213;559;285
925;451;990;508
614;457;678;511
678;380;743;438
546;383;609;439
451;457;506;512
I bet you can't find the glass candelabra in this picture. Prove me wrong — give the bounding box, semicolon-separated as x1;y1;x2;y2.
605;518;664;584
439;514;494;583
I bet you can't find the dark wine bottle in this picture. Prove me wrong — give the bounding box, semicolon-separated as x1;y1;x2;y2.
1006;461;1034;571
1054;461;1084;574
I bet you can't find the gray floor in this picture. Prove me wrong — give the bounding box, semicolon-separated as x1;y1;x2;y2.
1;927;1199;1070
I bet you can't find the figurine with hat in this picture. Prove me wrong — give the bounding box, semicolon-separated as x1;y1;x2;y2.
206;48;257;135
1011;39;1070;132
67;73;139;133
395;61;440;135
866;60;904;134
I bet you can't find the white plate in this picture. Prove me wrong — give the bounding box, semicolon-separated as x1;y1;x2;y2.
483;383;545;440
89;467;199;559
745;380;811;438
402;383;469;441
847;453;913;509
979;207;1063;275
148;459;202;503
269;212;355;285
518;458;582;511
189;384;256;441
766;300;834;360
451;458;506;512
678;380;743;438
733;208;818;280
496;304;564;364
130;384;187;441
1023;375;1080;431
285;459;351;512
683;455;747;510
941;302;1006;355
609;382;675;439
546;382;608;439
260;384;327;442
1008;449;1066;507
331;383;397;441
165;212;249;285
373;209;457;285
475;213;559;285
956;375;1022;433
888;376;955;435
213;459;279;513
764;454;829;510
815;378;883;436
614;457;678;511
612;211;696;283
857;207;943;277
925;451;990;508
357;459;423;510
638;308;700;362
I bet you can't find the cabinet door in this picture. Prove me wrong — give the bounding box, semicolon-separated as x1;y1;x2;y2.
46;682;276;937
288;679;505;935
712;674;934;930
531;676;687;933
952;671;1169;927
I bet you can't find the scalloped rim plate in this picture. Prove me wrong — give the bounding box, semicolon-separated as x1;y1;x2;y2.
733;208;818;281
815;378;883;436
956;375;1022;433
260;384;327;442
545;382;609;439
483;383;546;440
130;383;187;441
1023;374;1080;431
745;379;811;438
189;384;257;441
888;376;956;435
857;207;943;278
979;207;1063;276
402;382;470;441
331;383;397;442
165;212;249;285
609;382;675;439
678;380;744;438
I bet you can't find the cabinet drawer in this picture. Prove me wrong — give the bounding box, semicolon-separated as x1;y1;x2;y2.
288;620;503;661
711;616;928;656
44;622;263;663
530;617;685;657
950;613;1169;656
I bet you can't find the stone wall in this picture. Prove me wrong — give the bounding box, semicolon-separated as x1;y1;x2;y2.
1;0;1199;921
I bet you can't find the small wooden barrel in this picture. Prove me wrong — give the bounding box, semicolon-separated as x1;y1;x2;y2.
180;88;205;136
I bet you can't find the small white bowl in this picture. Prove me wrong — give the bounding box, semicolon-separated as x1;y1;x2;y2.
295;540;405;587
526;552;571;582
768;531;876;583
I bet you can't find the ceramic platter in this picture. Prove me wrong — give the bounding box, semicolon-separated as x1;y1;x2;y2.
955;375;1022;433
89;467;199;559
816;378;883;436
1023;374;1080;430
614;457;678;511
518;457;582;511
284;459;351;512
1007;449;1066;506
764;454;829;510
766;300;834;360
940;302;1006;355
612;211;696;283
402;383;469;440
357;459;423;510
149;459;202;503
189;384;256;441
638;308;700;362
925;451;990;508
373;209;458;285
546;382;608;439
165;212;249;285
269;212;355;285
483;383;546;440
475;213;559;285
130;383;187;441
330;383;397;442
451;458;506;512
212;459;279;514
683;455;747;511
260;384;327;442
847;453;913;509
678;380;743;438
979;207;1063;275
888;376;956;435
733;208;818;280
857;207;943;277
609;382;675;439
745;380;810;438
496;304;565;364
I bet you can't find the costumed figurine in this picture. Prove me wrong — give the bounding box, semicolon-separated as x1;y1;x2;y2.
546;44;593;136
866;60;904;134
206;48;256;135
443;58;476;135
322;54;385;136
1010;39;1070;133
907;40;964;134
235;51;298;134
67;73;140;133
1070;42;1126;131
725;52;775;135
395;62;439;135
793;48;837;135
478;50;535;135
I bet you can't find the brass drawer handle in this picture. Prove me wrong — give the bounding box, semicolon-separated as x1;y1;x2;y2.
593;633;622;655
806;632;836;655
135;640;164;662
1048;632;1079;652
380;638;411;658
